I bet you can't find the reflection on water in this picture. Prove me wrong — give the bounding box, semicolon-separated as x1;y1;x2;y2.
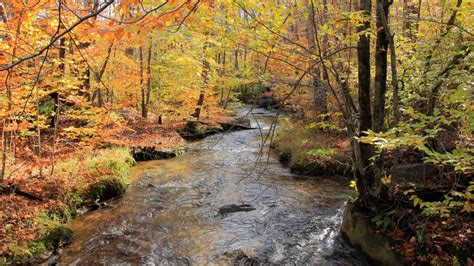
60;107;367;265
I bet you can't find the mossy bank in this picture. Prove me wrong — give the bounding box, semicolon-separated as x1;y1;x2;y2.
1;148;135;264
273;120;352;177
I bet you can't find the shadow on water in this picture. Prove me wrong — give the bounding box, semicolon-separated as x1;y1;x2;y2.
60;106;368;265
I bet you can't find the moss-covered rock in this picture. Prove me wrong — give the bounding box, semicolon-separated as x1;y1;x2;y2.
341;203;404;266
23;223;74;264
273;120;352;177
178;121;224;140
131;146;185;161
80;148;135;201
40;225;74;251
84;177;127;201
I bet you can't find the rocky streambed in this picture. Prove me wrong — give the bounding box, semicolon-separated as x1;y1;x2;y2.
59;106;368;265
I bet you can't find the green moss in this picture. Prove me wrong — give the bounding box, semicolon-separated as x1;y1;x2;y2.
2;147;135;264
274;120;352;177
173;146;186;156
81;148;135;201
4;243;31;264
4;215;75;264
84;176;127;201
28;225;73;256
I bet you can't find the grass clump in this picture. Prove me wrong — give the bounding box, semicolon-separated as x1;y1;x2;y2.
273;119;352;176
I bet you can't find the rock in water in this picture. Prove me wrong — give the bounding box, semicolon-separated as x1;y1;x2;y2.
341;203;404;265
223;249;259;265
218;204;256;215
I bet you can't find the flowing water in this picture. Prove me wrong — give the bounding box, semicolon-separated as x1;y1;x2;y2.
60;107;368;265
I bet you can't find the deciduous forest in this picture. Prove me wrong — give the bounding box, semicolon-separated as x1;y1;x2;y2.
0;0;472;264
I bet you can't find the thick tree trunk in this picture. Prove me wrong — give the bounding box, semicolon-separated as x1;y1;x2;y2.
378;4;399;126
373;0;390;133
355;0;375;208
378;3;400;197
371;0;391;202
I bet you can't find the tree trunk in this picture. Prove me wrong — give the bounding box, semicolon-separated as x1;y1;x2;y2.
193;92;205;120
223;88;231;109
378;4;399;126
373;0;390;133
305;0;328;115
145;40;153;118
51;35;66;128
140;46;146;118
416;0;422;32
0;124;6;185
193;42;210;120
234;47;239;71
355;0;375;208
371;0;391;203
94;41;113;107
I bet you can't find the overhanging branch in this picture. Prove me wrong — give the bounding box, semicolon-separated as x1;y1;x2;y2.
0;0;114;71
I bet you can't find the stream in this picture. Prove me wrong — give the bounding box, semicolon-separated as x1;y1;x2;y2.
59;106;368;265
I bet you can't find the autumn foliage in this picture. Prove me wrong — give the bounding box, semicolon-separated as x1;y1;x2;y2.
0;0;472;264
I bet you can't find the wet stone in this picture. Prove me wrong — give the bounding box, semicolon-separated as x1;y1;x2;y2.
218;204;256;215
223;249;259;266
131;147;178;161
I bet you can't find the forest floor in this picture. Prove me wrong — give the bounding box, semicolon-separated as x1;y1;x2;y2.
0;107;231;264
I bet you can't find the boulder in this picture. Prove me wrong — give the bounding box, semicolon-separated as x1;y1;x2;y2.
391;163;437;184
341;203;404;266
131;147;180;161
178;121;223;140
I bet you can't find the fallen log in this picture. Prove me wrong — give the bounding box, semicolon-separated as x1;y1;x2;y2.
0;184;44;202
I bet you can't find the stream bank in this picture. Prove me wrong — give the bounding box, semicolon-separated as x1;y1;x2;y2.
0;110;233;264
273;120;352;177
